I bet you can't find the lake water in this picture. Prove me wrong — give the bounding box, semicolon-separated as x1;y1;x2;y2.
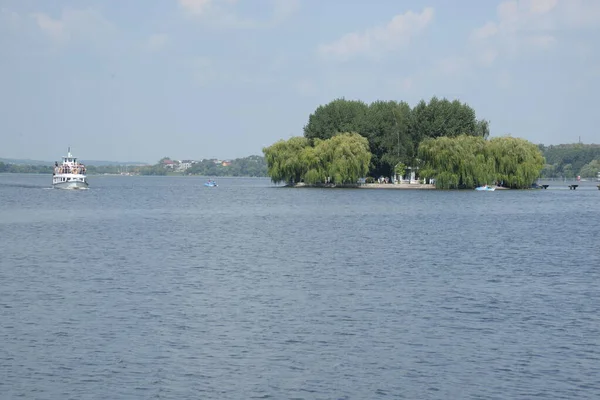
1;174;599;399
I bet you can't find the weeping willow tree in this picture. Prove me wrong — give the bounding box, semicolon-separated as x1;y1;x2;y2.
418;134;544;189
487;136;545;188
313;133;371;184
263;132;371;186
418;135;495;189
262;136;310;184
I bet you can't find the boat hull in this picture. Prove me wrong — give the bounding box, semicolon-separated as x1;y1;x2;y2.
53;179;89;190
475;186;495;191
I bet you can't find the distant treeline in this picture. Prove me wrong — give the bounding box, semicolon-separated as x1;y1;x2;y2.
188;156;266;177
139;155;267;177
86;165;140;175
1;155;268;177
539;144;600;178
4;143;599;180
0;162;144;175
0;162;52;174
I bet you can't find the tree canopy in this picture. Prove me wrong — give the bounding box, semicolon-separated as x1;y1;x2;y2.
303;97;490;178
263;132;371;186
418;135;544;189
487;136;545;188
538;143;600;178
579;159;600;179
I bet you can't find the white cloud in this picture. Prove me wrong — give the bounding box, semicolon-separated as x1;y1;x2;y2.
471;22;498;41
30;9;115;46
0;8;21;29
318;7;434;59
561;0;600;27
271;0;300;24
178;0;212;15
146;34;169;52
178;0;297;28
529;0;558;14
413;0;600;91
32;13;66;41
470;0;600;65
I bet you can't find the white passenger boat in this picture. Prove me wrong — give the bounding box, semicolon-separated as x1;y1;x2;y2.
52;148;89;190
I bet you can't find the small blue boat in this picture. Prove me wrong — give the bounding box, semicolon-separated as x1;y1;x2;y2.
475;185;495;191
204;180;218;187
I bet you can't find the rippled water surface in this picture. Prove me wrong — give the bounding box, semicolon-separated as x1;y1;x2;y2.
1;174;599;399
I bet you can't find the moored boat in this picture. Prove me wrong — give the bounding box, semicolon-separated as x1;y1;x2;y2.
475;184;495;191
52;148;89;190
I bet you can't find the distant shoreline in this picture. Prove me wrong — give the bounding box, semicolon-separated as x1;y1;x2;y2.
287;182;437;190
0;172;269;178
359;183;436;190
287;183;518;190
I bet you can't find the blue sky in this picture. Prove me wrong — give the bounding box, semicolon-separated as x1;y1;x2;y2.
1;0;599;163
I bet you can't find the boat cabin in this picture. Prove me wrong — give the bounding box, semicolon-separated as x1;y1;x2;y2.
53;149;87;176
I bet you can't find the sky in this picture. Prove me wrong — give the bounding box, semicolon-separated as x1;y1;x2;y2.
1;0;599;163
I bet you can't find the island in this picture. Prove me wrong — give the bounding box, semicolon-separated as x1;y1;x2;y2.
262;97;550;189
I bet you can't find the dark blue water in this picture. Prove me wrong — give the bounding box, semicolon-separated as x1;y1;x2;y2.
1;174;599;399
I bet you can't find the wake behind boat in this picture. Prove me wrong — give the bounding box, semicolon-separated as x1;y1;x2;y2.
52;148;89;190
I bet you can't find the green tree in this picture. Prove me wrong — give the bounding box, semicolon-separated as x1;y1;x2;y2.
418;135;543;189
263;133;371;185
579;159;600;178
487;136;545;188
139;164;167;175
418;135;494;189
360;100;412;178
188;159;220;176
303;98;368;141
541;144;600;177
263;136;311;184
540;163;557;178
410;97;487;141
303;97;490;179
314;133;371;184
562;163;574;179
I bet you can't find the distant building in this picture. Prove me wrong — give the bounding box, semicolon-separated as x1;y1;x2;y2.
163;159;175;169
221;160;232;167
179;160;195;171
